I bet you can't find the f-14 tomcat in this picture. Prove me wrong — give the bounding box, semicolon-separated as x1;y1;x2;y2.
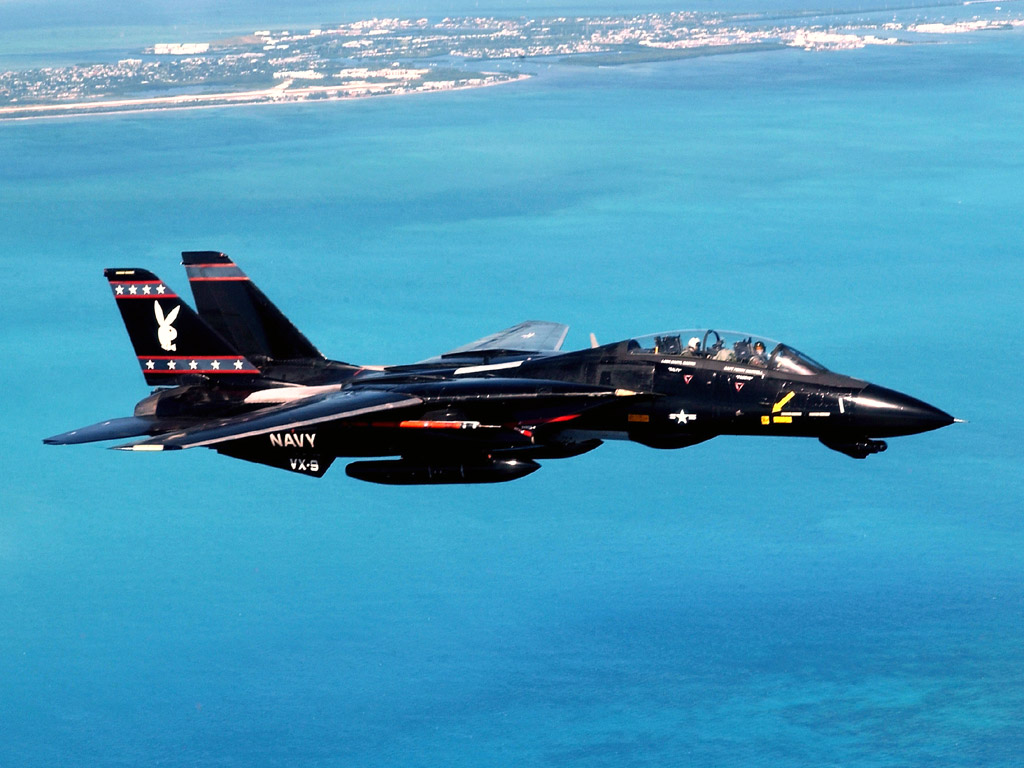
45;252;957;484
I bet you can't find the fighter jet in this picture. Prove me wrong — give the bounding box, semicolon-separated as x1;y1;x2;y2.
44;252;957;484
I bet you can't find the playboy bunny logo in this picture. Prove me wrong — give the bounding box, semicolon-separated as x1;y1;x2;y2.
154;300;180;351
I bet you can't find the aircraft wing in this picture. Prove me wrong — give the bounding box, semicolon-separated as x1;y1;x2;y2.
114;389;421;451
440;321;569;357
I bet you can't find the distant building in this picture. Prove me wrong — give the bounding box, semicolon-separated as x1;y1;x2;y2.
274;70;325;80
153;43;210;55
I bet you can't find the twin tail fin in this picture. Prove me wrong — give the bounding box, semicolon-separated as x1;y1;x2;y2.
105;268;261;386
182;251;323;363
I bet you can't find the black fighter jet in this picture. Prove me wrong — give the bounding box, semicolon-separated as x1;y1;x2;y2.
45;252;957;484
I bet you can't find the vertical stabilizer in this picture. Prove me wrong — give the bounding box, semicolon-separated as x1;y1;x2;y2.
104;268;261;385
182;251;324;362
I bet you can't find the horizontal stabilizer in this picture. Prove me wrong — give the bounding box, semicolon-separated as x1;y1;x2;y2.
114;389;422;451
44;416;161;445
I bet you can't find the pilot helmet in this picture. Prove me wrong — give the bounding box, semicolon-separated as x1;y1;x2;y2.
754;341;765;352
687;337;701;349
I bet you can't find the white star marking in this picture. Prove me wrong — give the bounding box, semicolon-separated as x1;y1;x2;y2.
142;285;151;295
115;285;124;295
210;360;220;370
128;284;137;295
233;359;244;369
189;360;198;370
668;408;697;424
156;285;166;294
145;360;155;369
167;360;176;370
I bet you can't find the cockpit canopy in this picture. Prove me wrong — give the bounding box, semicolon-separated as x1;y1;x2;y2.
628;329;829;375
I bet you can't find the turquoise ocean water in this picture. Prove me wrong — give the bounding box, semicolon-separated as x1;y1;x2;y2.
2;4;1023;766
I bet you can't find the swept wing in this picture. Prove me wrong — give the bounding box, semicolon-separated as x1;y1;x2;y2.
439;321;569;357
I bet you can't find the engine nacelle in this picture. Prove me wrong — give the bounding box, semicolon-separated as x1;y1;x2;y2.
345;458;541;485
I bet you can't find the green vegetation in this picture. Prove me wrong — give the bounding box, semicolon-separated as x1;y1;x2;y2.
562;42;788;67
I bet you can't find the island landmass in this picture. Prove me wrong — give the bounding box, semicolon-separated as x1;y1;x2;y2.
1;5;1021;121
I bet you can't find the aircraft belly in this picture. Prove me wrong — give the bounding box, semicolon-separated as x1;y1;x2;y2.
213;418;536;462
561;428;631;442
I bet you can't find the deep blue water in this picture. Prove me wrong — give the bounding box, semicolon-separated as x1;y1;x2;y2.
2;8;1023;767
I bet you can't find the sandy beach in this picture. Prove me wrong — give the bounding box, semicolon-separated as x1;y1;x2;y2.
0;73;530;122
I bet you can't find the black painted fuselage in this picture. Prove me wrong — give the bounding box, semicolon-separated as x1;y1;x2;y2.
45;253;956;482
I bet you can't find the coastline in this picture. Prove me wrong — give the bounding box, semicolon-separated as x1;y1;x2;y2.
0;73;531;122
4;9;1019;125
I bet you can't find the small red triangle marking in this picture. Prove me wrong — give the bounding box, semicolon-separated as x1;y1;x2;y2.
684;375;693;384
735;382;745;392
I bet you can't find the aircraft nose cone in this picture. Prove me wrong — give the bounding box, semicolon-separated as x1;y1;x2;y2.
848;384;955;437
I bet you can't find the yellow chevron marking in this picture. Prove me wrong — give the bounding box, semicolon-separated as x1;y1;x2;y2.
772;391;796;413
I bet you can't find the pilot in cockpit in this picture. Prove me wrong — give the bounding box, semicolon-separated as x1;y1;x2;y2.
681;337;702;357
706;336;729;361
748;340;768;367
